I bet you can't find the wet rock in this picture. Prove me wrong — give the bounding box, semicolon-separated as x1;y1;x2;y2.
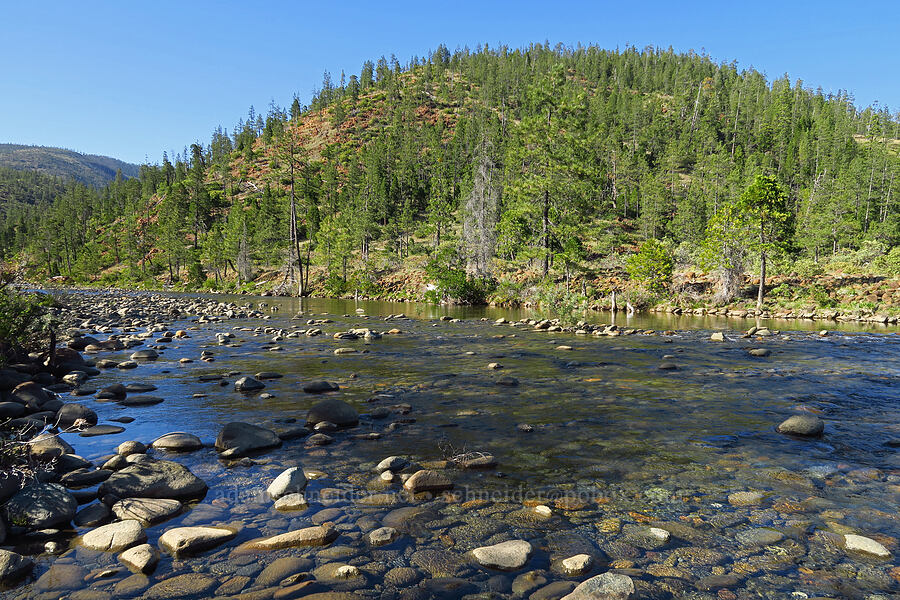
777;414;825;437
57;402;98;428
112;497;182;525
736;528;784;546
561;572;634;599
497;376;519;386
80;424;126;437
472;540;533;570
410;548;468;577
117;441;147;456
460;453;498;469
307;433;334;446
369;526;399;546
385;567;421;587
255;556;313;587
728;491;765;506
34;562;86;592
267;466;308;499
274;493;309;511
561;554;593;575
119;543;159;574
215;421;282;456
376;456;409;473
75;502;111;527
98;459;207;500
234;376;265;392
61;468;112;488
238;524;338;551
710;332;725;342
306;398;358;427
0;549;32;585
532;581;578;600
0;402;25;418
303;380;340;393
748;348;771;357
844;534;891;558
151;432;203;451
144;573;217;599
81;519;146;552
3;482;77;529
130;349;158;360
97;384;127;399
120;395;164;406
404;469;453;493
158;525;236;556
696;574;743;591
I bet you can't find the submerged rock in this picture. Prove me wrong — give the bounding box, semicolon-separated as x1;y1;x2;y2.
99;460;207;500
306;398;358;427
561;572;635;599
158;526;236;556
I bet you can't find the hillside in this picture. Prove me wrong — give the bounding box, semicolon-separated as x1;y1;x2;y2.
0;144;139;187
1;43;899;315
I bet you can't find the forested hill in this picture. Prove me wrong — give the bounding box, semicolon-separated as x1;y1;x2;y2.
0;144;139;187
1;43;899;311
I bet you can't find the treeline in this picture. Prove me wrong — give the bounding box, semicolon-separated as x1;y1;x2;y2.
1;43;898;300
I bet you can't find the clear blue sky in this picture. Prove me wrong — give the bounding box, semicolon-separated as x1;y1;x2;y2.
1;1;897;165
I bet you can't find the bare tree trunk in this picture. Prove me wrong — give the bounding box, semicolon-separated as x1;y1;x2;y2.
541;190;549;278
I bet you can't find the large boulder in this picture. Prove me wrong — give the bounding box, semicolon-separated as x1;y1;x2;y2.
306;398;358;427
56;403;98;429
98;460;207;500
215;422;281;457
3;482;77;529
28;433;74;461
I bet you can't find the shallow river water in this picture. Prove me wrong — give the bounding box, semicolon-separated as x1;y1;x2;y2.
6;292;900;599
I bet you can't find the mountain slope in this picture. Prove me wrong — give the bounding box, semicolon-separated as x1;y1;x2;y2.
0;144;139;187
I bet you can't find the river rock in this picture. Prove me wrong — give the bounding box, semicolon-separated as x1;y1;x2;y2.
748;348;771;357
34;562;86;592
158;526;236;556
112;498;182;525
274;493;308;511
777;414;824;437
10;381;50;408
57;402;98;429
302;380;340;393
234;376;265;392
97;384;127;399
369;526;400;546
130;349;158;360
844;534;891;558
28;432;74;460
81;519;146;552
0;549;32;585
472;540;533;570
98;460;207;499
0;402;25;418
306;398;358;427
117;441;147;456
74;502;111;527
404;469;453;493
376;456;409;473
144;573;217;599
728;491;764;506
736;528;784;547
80;424;126;437
151;432;203;451
3;482;77;529
561;554;593;575
215;421;282;456
710;332;725;342
119;543;159;574
237;525;337;551
120;395;164;406
561;572;635;599
267;466;308;499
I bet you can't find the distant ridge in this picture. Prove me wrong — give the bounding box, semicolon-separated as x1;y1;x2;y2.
0;143;140;187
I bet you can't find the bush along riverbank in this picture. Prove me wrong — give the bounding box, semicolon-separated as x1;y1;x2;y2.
0;288;899;598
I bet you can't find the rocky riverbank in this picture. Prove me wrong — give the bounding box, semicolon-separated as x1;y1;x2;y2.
0;289;898;599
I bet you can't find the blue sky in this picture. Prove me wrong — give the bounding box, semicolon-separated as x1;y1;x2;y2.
1;1;897;164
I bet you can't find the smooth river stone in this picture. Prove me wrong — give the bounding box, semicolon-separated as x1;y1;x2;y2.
98;460;207;500
81;519;146;552
79;424;126;437
777;414;825;437
151;432;203;451
158;526;236;556
267;466;308;499
119;543;159;574
472;540;533;570
561;573;635;600
120;395;164;406
144;573;217;599
844;534;891;558
237;525;337;551
112;498;183;525
404;469;453;493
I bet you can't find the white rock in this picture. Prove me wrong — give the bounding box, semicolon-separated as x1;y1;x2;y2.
472;540;533;570
534;505;552;517
368;526;399;546
81;520;146;552
561;553;592;574
562;572;635;600
158;526;236;556
118;543;159;574
844;534;891;558
336;565;360;578
267;467;308;499
273;493;308;512
648;527;671;542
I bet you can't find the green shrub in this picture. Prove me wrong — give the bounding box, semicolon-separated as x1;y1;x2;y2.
535;285;586;325
806;284;836;308
0;286;55;362
626;239;674;293
425;262;495;305
874;247;900;276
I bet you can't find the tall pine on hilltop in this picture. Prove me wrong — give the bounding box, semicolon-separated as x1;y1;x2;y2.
1;43;898;306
